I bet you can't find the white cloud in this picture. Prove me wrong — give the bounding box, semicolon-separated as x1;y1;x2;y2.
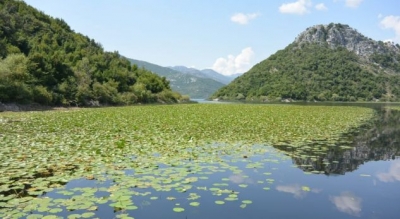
276;184;306;198
276;184;321;199
279;0;312;15
345;0;363;8
380;15;400;43
377;160;400;182
330;192;362;216
315;3;328;10
212;47;254;75
229;174;253;184
230;13;260;25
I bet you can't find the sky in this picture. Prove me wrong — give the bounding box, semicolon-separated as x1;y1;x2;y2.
23;0;400;75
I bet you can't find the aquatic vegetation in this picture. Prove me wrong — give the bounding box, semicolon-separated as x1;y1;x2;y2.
172;207;184;212
215;200;225;205
189;201;200;207
301;186;311;191
387;106;400;111
0;104;374;218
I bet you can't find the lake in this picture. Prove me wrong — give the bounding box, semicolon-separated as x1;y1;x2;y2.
0;103;399;219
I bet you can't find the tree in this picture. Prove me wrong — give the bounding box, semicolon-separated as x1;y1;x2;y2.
0;54;32;103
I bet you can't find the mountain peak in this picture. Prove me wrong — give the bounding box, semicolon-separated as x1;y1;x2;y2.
295;23;400;60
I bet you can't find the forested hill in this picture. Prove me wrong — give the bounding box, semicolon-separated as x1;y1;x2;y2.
211;23;400;102
0;0;183;106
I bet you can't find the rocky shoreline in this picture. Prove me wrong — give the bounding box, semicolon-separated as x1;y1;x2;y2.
0;102;74;112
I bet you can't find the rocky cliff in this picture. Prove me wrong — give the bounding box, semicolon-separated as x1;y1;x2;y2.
295;23;400;66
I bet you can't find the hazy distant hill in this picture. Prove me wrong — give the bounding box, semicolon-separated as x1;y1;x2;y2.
127;59;225;99
212;23;400;102
169;66;240;84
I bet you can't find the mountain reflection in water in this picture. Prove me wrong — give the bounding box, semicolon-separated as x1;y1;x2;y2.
275;106;400;175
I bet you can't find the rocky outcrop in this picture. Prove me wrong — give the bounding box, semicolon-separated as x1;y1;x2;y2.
294;23;400;62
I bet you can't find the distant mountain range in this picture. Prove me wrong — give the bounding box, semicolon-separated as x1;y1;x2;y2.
127;59;241;99
169;66;240;84
212;23;400;102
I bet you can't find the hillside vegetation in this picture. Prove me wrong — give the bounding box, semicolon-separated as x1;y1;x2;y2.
0;0;183;106
212;24;400;102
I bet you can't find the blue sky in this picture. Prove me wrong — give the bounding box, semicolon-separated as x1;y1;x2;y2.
24;0;400;75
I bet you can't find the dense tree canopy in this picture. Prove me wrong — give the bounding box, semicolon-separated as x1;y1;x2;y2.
211;43;400;102
0;0;183;106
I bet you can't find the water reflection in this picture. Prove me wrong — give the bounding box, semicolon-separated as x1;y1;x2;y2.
330;192;362;217
229;174;253;184
276;184;321;199
377;160;400;182
276;184;307;198
276;108;400;175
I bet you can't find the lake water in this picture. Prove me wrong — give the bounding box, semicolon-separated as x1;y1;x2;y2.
33;103;400;219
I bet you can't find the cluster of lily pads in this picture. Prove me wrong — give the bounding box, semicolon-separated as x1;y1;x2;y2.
0;104;374;218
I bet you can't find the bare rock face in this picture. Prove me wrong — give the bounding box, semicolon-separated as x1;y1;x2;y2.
294;23;400;61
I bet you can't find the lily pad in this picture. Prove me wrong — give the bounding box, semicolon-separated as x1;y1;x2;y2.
173;207;185;212
190;202;200;207
81;212;96;218
302;186;311;192
242;200;253;204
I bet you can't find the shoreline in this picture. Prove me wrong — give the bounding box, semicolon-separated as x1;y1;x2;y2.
0;103;79;113
0;101;198;113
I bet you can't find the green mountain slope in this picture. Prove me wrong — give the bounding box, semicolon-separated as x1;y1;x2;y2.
128;59;225;99
211;23;400;102
0;0;182;106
